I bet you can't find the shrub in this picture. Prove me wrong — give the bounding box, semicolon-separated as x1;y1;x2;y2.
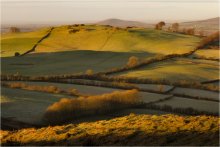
86;69;94;75
14;52;20;56
127;56;139;67
43;89;140;124
197;31;219;49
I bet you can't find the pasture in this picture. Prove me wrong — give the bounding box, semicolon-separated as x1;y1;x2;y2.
1;87;73;124
34;25;201;55
1;28;50;57
115;58;219;82
155;96;219;113
1;50;152;76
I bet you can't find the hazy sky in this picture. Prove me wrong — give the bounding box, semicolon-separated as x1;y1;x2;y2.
1;0;219;25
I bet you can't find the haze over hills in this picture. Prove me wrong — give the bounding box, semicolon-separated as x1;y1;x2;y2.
97;18;153;28
180;17;219;35
96;17;219;35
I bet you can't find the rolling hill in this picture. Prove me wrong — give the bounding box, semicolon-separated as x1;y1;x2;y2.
180;17;219;35
97;18;152;28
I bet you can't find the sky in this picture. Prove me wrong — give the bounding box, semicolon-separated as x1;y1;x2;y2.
1;0;219;25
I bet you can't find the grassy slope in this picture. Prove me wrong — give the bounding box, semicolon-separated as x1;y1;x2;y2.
1;50;152;76
1;25;201;76
115;58;219;82
35;25;200;55
1;114;219;146
1;28;49;57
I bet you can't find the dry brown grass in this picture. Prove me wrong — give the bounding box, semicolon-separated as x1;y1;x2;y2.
1;114;219;146
43;89;140;124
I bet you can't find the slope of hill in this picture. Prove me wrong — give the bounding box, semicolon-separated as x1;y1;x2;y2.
1;28;50;57
35;25;200;55
97;18;152;28
1;114;219;146
1;25;201;57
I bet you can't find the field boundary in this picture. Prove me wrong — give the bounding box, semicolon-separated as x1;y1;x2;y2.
20;27;54;56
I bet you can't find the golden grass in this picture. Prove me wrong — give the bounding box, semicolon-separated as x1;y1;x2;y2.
43;89;140;124
1;114;219;146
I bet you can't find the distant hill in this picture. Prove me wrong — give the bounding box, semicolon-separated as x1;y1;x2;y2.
182;17;219;25
97;18;153;28
180;17;219;35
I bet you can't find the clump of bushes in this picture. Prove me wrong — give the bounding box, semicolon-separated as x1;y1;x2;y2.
14;52;20;56
1;82;80;96
197;31;219;49
86;69;94;75
43;89;140;124
69;29;80;34
127;56;139;68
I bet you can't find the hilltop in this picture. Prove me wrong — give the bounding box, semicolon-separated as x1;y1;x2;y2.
97;18;152;27
1;114;219;146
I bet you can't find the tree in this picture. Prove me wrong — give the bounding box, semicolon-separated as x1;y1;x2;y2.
185;28;195;35
9;27;20;33
86;69;94;75
199;30;204;37
14;52;20;56
127;56;139;67
155;21;166;30
171;23;179;32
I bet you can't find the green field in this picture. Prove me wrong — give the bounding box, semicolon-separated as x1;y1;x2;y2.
1;87;73;124
5;81;170;103
171;87;219;100
1;28;49;57
115;58;219;82
155;96;219;113
1;50;153;76
35;26;201;55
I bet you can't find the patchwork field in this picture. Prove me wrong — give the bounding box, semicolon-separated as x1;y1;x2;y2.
0;22;219;146
1;50;152;76
170;87;219;101
155;96;219;113
115;58;219;82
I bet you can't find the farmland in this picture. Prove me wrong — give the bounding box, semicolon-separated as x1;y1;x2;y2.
1;28;50;57
0;22;219;146
114;58;219;82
